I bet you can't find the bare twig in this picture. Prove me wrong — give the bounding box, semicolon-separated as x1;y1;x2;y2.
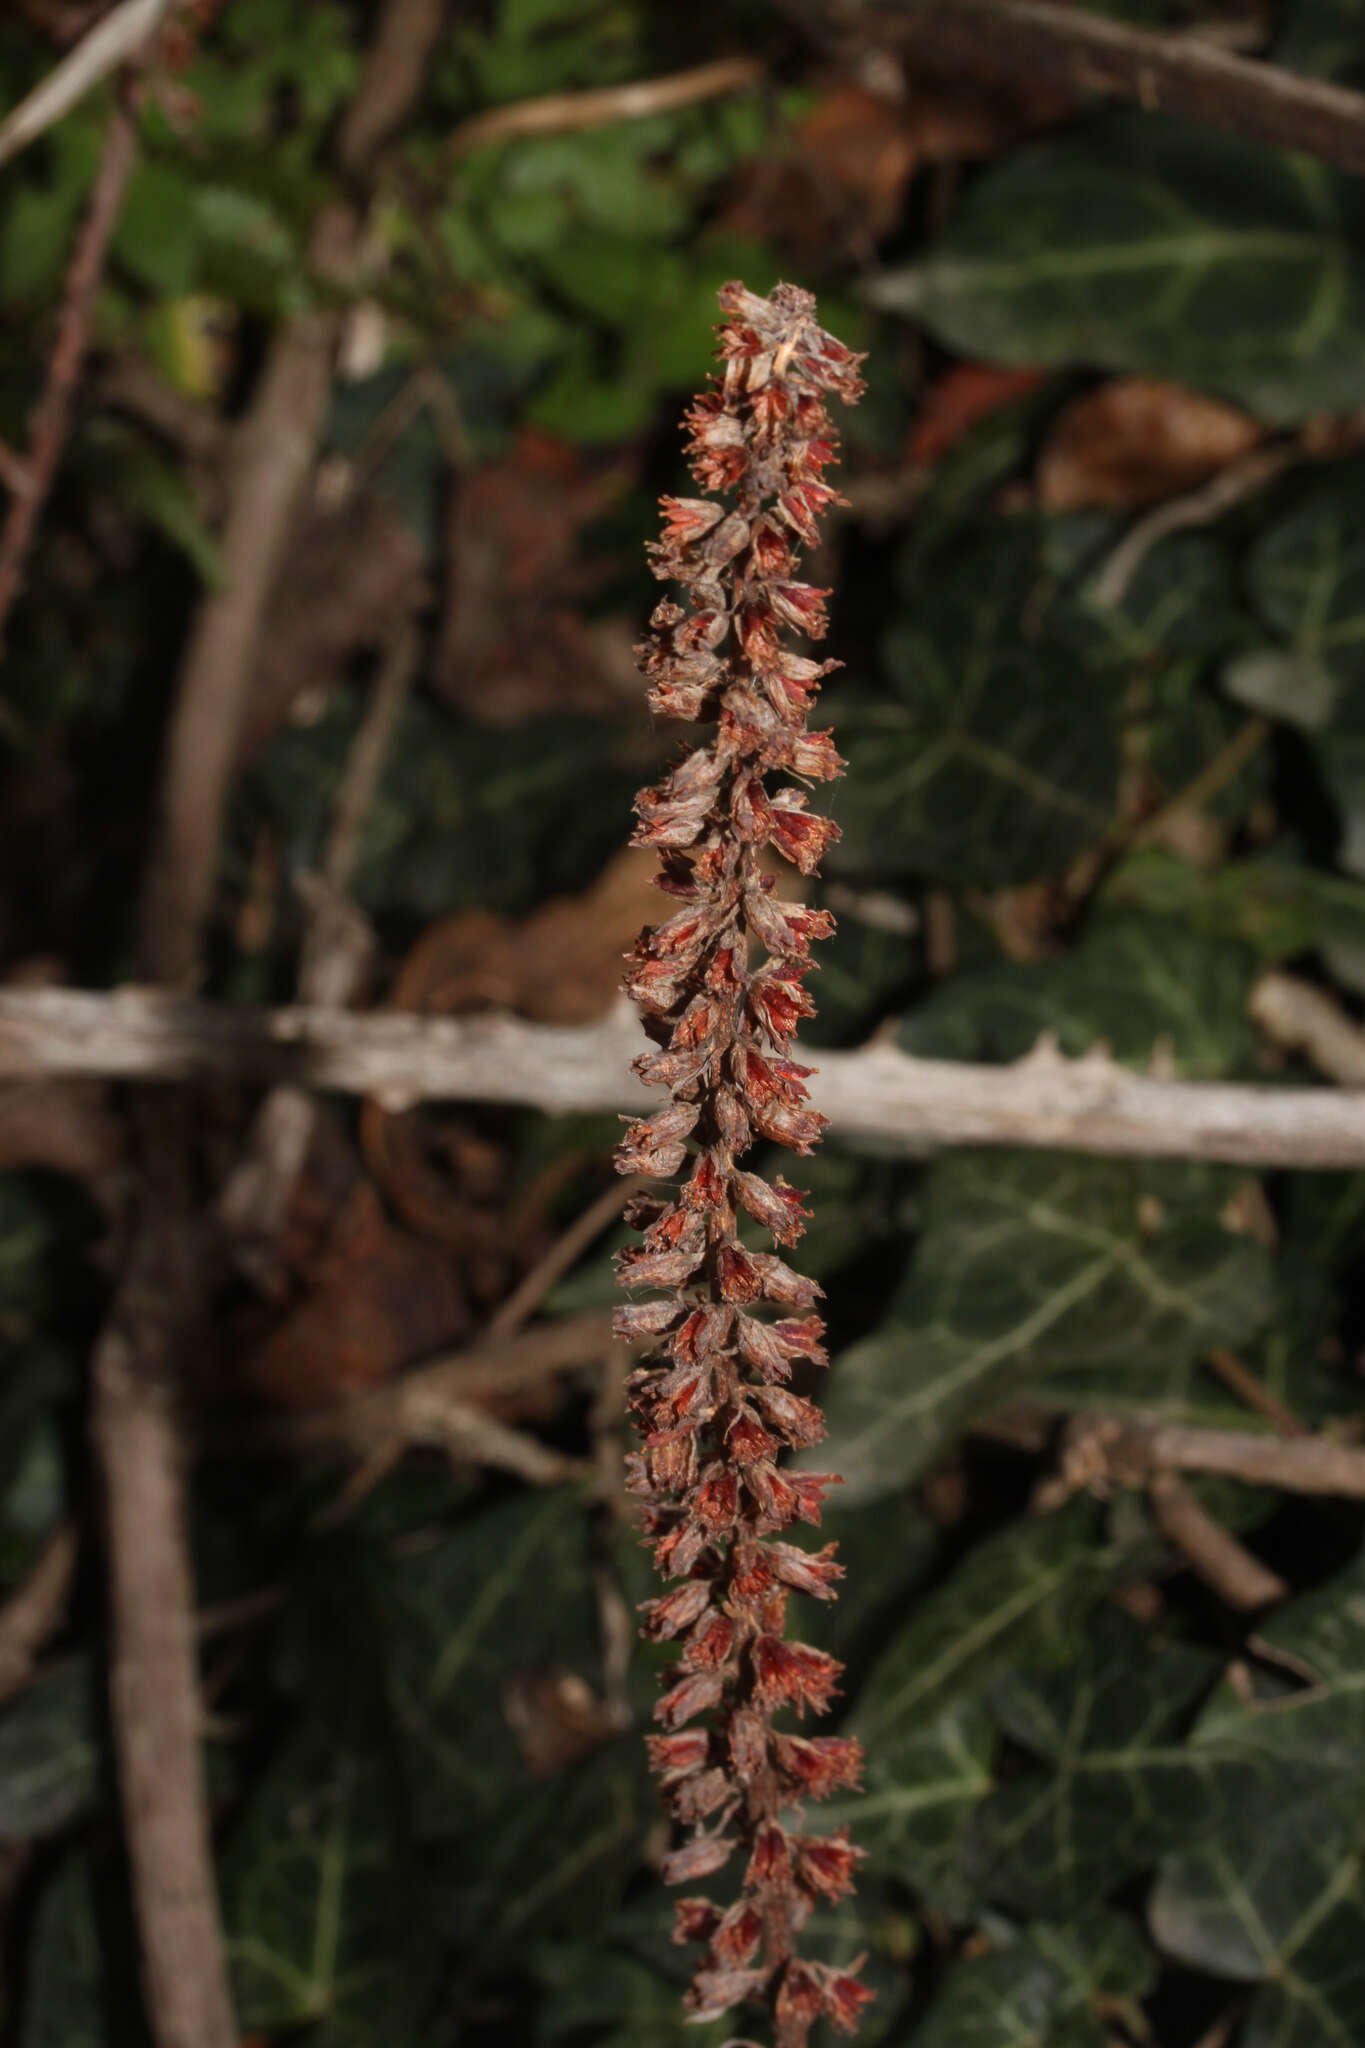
370;1388;588;1485
218;624;419;1254
448;54;764;156
136;307;341;988
0;1521;79;1707
484;1174;643;1343
1149;1471;1287;1611
1052;1414;1365;1499
0;0;169;170
1093;445;1300;610
1063;712;1270;906
90;11;448;2048
1132;716;1271;847
320;622;419;895
867;0;1365;176
1205;1347;1303;1438
1250;970;1365;1087
91;1098;238;2048
0;96;137;651
232;1312;616;1479
8;987;1365;1168
1130;1422;1365;1497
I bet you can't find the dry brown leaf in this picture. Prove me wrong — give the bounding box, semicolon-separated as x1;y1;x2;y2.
908;362;1046;467
723;67;1067;262
434;428;638;723
383;845;660;1026
1037;377;1263;511
243;1177;470;1407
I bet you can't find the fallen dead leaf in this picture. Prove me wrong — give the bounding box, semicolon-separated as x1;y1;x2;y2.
908;361;1046;467
1037;377;1263;511
434;428;638;723
243;1176;470;1408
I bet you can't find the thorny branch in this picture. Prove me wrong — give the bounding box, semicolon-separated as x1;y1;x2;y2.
6;985;1365;1168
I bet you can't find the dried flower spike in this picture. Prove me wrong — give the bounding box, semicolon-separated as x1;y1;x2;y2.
613;282;869;2047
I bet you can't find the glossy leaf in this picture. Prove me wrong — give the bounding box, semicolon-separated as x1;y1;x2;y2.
869;117;1365;425
818;1152;1272;1503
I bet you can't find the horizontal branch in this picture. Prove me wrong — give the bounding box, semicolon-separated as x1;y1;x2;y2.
3;986;1365;1166
873;0;1365;177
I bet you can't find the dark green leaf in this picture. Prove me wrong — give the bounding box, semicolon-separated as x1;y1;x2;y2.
901;911;1258;1077
1151;1547;1365;2041
967;1609;1220;1912
222;1712;428;2045
852;1504;1125;1778
111;162;199;299
381;1487;599;1837
913;1910;1155;2048
837;524;1118;886
869;116;1365;425
818;1152;1271;1502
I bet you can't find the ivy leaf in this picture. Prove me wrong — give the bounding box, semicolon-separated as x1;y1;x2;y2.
1242;459;1365;683
836;523;1118;886
1233;459;1365;871
901;910;1258;1077
222;1719;429;2046
966;1609;1220;1913
852;1504;1126;1790
817;1152;1272;1504
913;1909;1155;2048
833;1697;994;1919
869;116;1365;425
380;1487;599;1838
1151;1546;1365;2042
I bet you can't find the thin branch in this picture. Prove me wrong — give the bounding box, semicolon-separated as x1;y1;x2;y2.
91;1098;239;2048
0;1521;79;1707
1148;1470;1287;1611
231;1311;617;1470
870;0;1365;177
1093;445;1299;610
218;625;419;1255
484;1175;643;1343
0;96;137;652
448;54;764;155
1205;1346;1303;1438
0;0;169;170
136;307;340;988
1040;1412;1365;1500
7;986;1365;1167
1129;1421;1365;1497
1250;970;1365;1087
90;13;448;2048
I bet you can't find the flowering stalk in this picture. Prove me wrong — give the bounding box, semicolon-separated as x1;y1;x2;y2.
612;283;869;2047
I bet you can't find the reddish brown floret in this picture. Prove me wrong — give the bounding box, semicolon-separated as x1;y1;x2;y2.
615;282;870;2048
